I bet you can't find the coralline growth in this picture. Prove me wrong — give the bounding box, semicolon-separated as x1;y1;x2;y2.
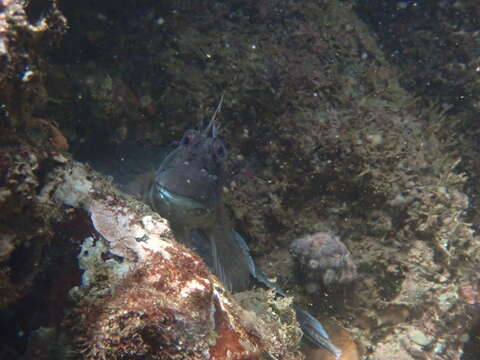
290;232;357;293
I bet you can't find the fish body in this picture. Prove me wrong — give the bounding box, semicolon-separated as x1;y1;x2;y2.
145;105;341;358
146;121;252;291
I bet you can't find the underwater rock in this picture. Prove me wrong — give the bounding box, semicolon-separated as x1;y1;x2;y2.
290;232;357;290
1;0;480;358
27;117;69;150
0;0;67;127
0;141;67;308
459;281;480;306
73;251;263;359
0;0;69;311
44;161;303;359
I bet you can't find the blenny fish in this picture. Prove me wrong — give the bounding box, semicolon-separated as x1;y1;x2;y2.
144;98;341;358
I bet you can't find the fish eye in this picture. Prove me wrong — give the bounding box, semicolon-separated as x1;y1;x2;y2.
181;130;196;146
213;139;227;160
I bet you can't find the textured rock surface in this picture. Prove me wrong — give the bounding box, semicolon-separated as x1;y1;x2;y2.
51;161;304;359
0;0;67;127
0;0;68;308
1;0;480;359
290;232;357;290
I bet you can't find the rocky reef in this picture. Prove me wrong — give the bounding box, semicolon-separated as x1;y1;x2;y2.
1;0;480;359
54;162;300;359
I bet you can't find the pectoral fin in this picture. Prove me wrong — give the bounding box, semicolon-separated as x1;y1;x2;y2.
209;227;252;292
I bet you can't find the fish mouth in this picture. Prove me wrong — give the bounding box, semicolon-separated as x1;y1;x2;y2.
155;184;210;215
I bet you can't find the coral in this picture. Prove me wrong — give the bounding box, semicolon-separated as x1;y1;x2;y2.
290;232;357;290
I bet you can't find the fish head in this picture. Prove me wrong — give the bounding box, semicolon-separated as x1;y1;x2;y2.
150;122;228;226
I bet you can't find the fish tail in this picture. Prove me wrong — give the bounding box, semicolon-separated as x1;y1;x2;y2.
295;308;342;358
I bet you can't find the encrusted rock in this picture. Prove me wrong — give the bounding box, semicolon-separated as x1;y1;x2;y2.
290;232;357;290
47;161;303;359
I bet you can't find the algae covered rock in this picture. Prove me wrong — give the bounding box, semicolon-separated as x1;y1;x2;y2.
1;0;480;359
290;232;357;289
